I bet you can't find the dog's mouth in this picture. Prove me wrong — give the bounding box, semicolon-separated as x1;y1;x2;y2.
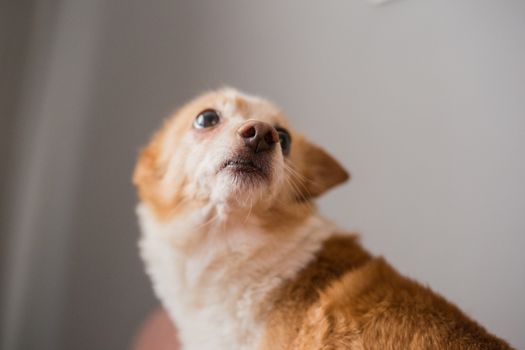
220;156;269;179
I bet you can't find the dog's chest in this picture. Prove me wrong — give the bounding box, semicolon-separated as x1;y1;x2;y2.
140;232;265;349
137;205;332;350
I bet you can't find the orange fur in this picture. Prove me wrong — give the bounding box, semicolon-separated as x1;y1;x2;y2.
134;88;512;349
261;236;512;349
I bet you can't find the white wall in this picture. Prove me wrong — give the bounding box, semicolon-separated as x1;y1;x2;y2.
2;0;524;349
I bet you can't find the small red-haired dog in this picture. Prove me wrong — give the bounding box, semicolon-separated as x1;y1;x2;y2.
134;88;511;349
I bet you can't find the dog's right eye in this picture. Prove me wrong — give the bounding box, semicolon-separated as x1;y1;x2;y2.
276;127;291;156
194;109;220;129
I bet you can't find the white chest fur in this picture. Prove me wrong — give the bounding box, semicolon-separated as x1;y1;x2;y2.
137;204;333;350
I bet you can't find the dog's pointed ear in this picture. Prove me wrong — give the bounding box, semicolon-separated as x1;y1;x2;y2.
132;129;177;218
298;139;350;198
133;139;163;203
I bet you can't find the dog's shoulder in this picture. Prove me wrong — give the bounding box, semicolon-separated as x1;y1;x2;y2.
261;233;371;349
261;233;513;350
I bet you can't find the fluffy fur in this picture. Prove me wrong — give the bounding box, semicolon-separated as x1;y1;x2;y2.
134;88;511;349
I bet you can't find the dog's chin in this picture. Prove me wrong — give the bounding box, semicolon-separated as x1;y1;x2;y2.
212;155;276;207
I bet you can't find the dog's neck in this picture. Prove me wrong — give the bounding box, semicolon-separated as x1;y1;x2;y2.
137;202;334;350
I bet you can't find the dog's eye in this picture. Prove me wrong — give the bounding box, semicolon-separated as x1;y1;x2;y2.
276;127;291;155
194;109;220;129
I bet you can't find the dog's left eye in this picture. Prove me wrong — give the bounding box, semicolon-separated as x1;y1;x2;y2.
194;109;220;129
276;127;291;155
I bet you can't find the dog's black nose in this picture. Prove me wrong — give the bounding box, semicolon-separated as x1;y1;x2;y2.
237;121;279;153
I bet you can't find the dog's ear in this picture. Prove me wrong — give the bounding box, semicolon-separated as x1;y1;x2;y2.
133;130;178;218
296;139;350;198
133;137;164;204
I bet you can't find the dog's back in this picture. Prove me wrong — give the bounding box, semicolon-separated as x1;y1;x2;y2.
261;235;512;350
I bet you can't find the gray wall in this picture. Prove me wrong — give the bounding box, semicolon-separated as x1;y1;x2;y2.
1;0;524;349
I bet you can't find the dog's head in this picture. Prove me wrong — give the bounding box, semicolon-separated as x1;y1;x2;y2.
133;88;348;224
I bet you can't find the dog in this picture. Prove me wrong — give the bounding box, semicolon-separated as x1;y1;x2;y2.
133;88;512;349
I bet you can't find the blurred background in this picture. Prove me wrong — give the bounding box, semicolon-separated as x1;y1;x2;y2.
1;0;524;349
